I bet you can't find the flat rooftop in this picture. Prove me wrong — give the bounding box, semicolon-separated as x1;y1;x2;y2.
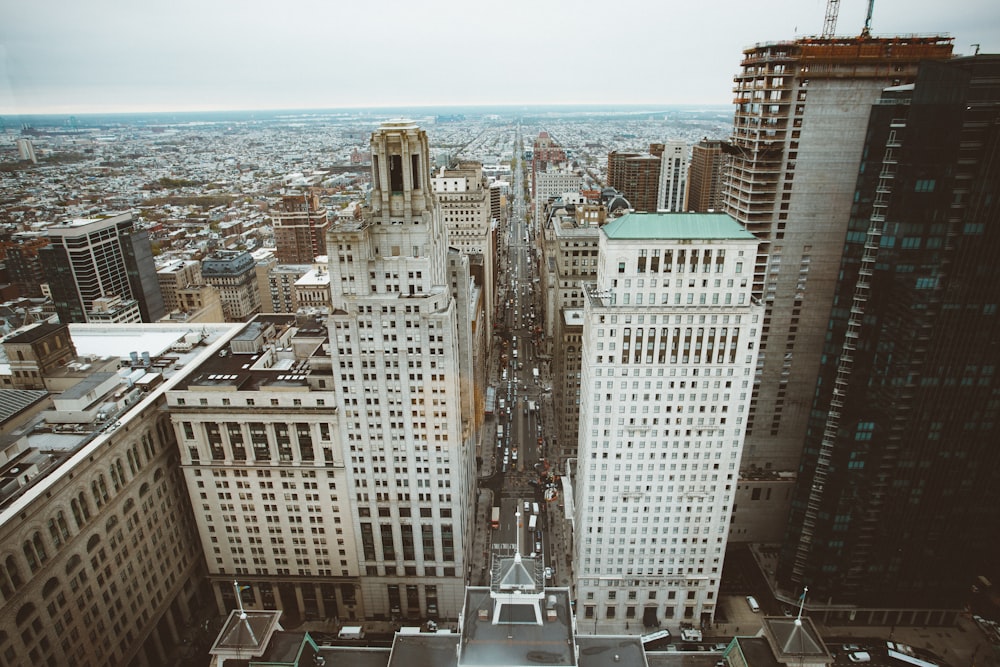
458;587;575;666
0;322;240;518
602;212;756;241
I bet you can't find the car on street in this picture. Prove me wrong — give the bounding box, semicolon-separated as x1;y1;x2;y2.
544;567;553;580
847;651;871;663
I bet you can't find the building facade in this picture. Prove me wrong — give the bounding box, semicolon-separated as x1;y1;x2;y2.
324;121;477;619
265;264;313;314
40;213;165;325
167;315;363;622
0;322;239;667
687;139;728;213
573;212;762;630
607;152;661;213
657;141;689;213
272;190;329;265
779;55;1000;610
201;250;262;322
432;161;497;345
721;35;954;478
157;259;204;313
539;202;603;456
534;171;583;228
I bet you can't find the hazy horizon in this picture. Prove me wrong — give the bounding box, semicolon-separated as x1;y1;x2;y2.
2;0;998;116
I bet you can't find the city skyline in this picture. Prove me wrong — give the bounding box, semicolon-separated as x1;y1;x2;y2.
1;0;998;115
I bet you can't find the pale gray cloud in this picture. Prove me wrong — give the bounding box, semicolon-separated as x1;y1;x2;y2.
1;0;997;114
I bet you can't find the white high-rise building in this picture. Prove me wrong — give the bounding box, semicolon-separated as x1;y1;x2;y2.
572;211;762;632
325;121;476;619
657;141;689;213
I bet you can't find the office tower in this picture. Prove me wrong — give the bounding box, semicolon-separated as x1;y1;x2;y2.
721;36;953;477
606;151;661;213
606;151;640;191
201;250;262;322
432;161;497;344
325;120;476;619
40;212;166;324
573;211;762;631
779;55;1000;610
534;170;583;228
272;190;329;264
687;139;728;213
0;321;241;666
657;141;689;212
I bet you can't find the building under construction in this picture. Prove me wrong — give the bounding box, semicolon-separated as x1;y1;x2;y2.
721;35;954;538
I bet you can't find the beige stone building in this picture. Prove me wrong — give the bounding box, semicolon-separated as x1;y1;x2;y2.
0;321;241;666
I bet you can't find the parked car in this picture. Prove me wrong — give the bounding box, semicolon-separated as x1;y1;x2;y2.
847;651;871;663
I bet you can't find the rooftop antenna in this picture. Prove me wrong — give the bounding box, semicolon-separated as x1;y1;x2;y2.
795;586;809;625
514;511;522;563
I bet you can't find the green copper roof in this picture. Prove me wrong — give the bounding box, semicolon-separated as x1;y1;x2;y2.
602;212;756;241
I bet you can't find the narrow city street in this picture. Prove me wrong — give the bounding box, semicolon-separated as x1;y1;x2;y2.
473;127;574;593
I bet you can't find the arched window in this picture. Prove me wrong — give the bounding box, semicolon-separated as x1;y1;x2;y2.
122;498;135;514
71;492;91;528
91;475;109;508
48;510;70;548
64;554;82;575
23;533;47;573
157;417;174;448
105;515;119;532
1;555;23;597
139;482;150;497
142;432;155;459
153;468;164;482
86;534;101;553
42;577;60;598
14;602;35;626
109;460;124;492
126;447;138;475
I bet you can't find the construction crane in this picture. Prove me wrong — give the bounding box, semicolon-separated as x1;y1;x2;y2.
822;0;841;38
822;0;876;39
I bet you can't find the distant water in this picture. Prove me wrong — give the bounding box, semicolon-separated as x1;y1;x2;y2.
1;104;732;130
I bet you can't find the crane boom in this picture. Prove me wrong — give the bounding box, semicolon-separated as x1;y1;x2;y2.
860;0;875;37
822;0;840;38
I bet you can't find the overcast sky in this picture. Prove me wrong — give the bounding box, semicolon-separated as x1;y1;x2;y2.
1;0;997;115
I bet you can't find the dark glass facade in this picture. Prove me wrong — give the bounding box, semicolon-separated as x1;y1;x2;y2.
779;56;1000;607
